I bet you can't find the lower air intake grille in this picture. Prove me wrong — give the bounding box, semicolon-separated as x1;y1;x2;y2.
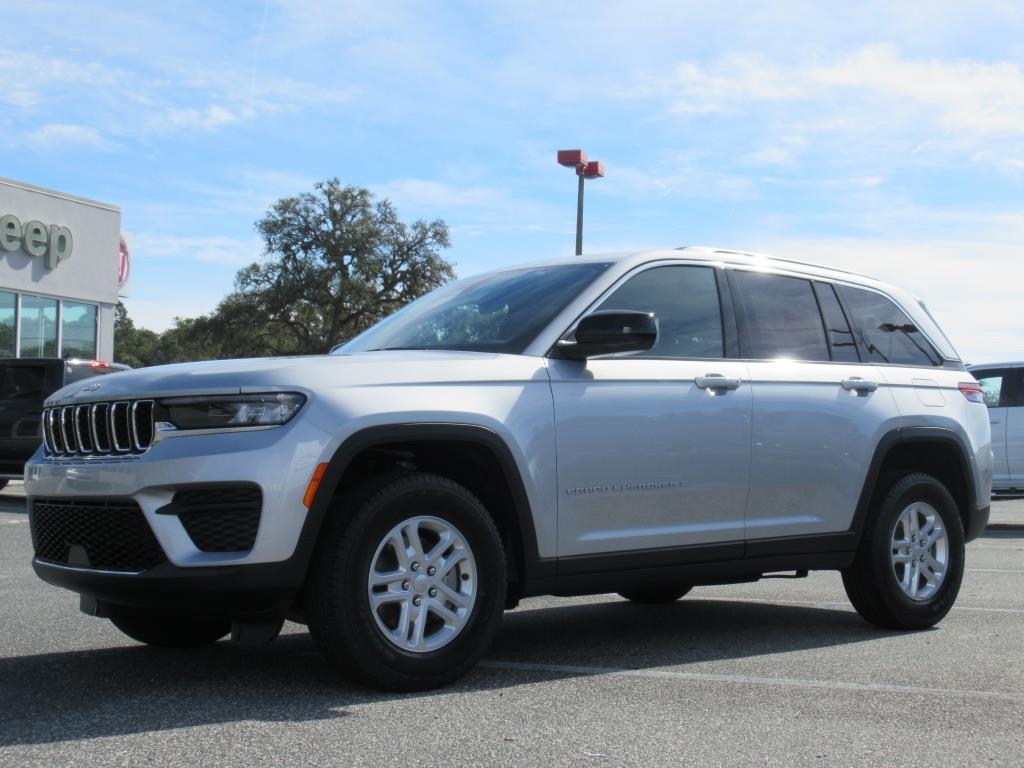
169;486;262;553
30;498;166;572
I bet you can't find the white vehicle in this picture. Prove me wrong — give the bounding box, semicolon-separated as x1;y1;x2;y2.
967;363;1024;497
26;246;992;690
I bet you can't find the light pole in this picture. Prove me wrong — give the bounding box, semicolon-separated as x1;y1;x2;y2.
557;149;605;255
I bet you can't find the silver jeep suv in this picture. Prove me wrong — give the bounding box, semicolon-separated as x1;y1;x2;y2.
26;247;992;690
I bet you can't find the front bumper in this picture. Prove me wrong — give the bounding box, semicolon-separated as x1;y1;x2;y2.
24;417;331;567
32;556;307;618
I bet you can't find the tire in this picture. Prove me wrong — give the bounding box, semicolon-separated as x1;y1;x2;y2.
842;472;965;630
618;585;693;604
305;472;507;691
111;614;231;648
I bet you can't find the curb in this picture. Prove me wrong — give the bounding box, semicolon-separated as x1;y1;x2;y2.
985;523;1024;533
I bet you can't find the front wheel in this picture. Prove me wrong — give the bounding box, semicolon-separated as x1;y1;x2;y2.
111;615;231;648
842;472;965;630
306;473;507;691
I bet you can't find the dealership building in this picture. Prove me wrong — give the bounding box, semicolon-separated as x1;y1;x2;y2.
0;177;125;362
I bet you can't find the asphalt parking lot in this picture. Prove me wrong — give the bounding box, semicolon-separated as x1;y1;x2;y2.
0;484;1021;768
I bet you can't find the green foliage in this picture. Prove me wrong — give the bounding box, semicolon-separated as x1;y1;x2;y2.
113;302;161;368
113;180;455;366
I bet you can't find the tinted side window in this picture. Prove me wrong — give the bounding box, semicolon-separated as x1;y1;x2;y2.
813;282;860;362
973;369;1010;407
732;271;828;361
836;286;940;367
596;265;723;358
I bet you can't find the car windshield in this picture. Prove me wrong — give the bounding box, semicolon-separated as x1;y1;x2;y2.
337;262;612;355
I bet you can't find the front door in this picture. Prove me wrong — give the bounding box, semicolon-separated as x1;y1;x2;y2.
549;263;752;559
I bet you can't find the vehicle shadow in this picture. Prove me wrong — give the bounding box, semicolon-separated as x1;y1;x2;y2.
0;596;898;747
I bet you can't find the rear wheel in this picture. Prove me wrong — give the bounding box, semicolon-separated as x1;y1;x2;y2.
618;585;693;604
111;615;231;648
842;472;965;630
306;473;507;691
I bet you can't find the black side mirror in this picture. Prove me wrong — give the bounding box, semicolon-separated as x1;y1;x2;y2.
555;310;658;360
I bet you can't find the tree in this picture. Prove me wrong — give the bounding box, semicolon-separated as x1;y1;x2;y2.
113;302;161;368
113;181;454;364
226;179;454;355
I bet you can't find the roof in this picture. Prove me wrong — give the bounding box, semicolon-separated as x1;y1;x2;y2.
0;176;120;212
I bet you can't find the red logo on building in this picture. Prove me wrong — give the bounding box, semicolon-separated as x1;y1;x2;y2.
118;237;131;293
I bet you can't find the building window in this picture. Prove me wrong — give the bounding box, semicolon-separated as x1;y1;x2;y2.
0;291;14;357
60;301;98;359
19;295;58;358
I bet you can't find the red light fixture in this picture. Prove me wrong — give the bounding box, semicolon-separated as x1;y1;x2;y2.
557;149;588;168
557;148;605;255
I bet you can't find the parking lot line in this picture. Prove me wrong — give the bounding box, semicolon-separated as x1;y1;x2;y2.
688;595;1024;614
479;660;1024;703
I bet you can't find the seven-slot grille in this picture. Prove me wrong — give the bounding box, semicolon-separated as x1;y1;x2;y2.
42;400;155;456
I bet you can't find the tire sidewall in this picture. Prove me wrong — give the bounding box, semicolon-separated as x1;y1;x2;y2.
329;478;506;685
868;475;965;627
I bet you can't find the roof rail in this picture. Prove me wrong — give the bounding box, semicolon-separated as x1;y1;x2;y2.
674;245;875;281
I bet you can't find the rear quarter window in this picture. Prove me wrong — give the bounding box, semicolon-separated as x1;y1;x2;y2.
835;285;941;367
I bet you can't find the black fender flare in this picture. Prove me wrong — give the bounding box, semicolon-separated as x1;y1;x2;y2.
292;423;550;584
849;426;980;540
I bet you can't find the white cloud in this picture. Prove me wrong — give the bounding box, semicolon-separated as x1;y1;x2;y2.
666;44;1024;170
164;104;246;133
372;178;562;231
25;123;111;150
0;51;124;110
0;47;357;146
132;233;261;267
374;179;507;210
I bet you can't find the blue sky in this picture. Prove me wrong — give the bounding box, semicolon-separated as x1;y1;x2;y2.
2;0;1023;362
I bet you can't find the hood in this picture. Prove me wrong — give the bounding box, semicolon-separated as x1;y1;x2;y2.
45;350;550;406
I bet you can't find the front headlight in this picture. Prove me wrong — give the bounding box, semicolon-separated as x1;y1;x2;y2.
159;393;306;430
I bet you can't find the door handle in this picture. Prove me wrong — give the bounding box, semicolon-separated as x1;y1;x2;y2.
695;374;741;391
842;377;878;393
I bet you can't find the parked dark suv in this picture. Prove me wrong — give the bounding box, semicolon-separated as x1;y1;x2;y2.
0;358;129;489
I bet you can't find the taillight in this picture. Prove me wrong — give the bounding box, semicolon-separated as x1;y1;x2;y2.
959;382;985;404
90;360;111;369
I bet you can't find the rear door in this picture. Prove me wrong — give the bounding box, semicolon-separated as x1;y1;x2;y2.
0;360;63;475
729;270;899;543
971;368;1013;488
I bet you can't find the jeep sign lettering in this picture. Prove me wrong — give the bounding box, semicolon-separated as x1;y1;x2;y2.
0;213;73;269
